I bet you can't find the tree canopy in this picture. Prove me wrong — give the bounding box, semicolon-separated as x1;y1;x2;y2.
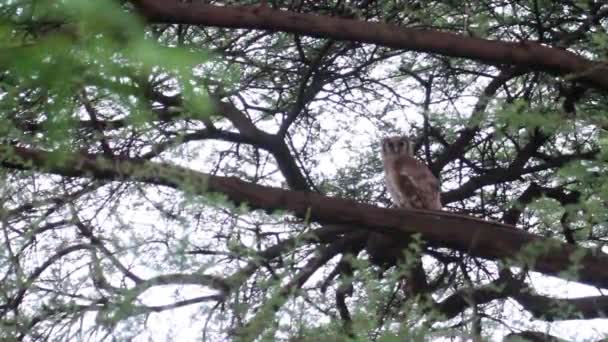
1;0;608;340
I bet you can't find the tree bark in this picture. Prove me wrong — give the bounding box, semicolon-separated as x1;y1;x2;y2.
2;144;608;289
135;1;608;92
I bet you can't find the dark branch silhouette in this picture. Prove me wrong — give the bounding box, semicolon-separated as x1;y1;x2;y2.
135;1;608;91
2;144;608;289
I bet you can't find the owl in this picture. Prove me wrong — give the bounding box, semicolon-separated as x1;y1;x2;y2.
381;136;441;210
366;136;441;267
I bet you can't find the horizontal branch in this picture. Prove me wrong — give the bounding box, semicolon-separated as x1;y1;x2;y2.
504;331;567;342
437;269;608;321
2;145;608;289
513;291;608;321
136;1;608;92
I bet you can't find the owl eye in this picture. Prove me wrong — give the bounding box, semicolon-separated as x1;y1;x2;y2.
398;141;405;147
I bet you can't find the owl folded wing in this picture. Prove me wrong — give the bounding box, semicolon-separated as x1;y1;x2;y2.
398;159;442;210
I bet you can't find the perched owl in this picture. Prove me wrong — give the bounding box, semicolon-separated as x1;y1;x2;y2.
381;136;441;210
366;136;441;267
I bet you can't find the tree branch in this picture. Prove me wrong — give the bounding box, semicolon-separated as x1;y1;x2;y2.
513;290;608;321
2;145;608;289
436;270;523;320
136;1;608;92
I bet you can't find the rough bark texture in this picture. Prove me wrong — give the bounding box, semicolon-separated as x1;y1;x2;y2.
135;1;608;91
3;144;608;289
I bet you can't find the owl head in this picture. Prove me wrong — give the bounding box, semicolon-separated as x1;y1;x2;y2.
381;136;413;157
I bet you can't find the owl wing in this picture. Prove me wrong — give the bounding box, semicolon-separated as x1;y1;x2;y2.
397;158;442;210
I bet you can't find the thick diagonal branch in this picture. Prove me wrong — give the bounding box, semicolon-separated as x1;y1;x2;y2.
2;145;608;289
135;1;608;92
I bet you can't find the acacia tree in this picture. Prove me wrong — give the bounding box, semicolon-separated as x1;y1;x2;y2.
1;0;608;340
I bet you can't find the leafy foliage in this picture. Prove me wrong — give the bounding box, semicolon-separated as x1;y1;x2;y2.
0;0;608;341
